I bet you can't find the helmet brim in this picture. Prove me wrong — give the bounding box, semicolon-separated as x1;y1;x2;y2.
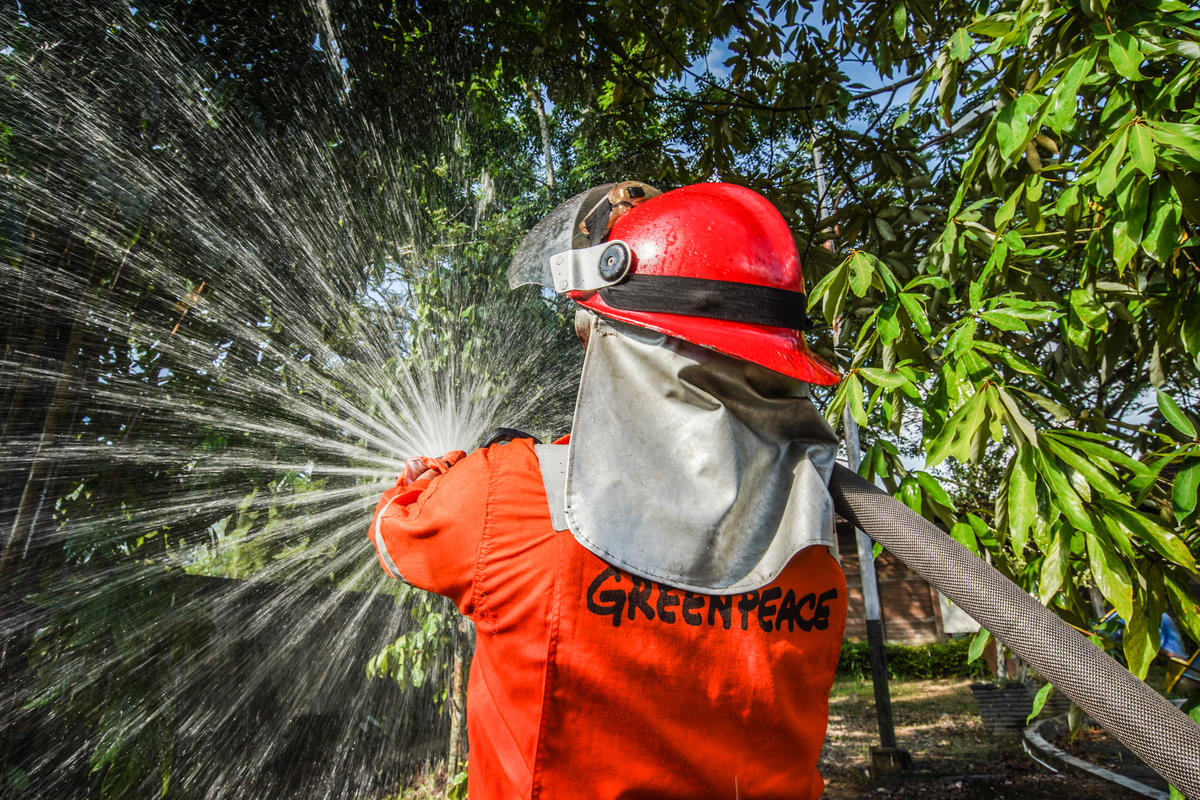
575;292;841;386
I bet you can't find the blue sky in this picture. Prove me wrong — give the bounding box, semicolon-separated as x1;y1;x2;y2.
697;2;899;93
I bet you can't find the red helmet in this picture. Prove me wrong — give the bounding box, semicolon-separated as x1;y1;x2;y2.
509;182;840;385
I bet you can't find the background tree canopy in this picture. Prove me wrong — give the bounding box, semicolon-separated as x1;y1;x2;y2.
1;0;1197;797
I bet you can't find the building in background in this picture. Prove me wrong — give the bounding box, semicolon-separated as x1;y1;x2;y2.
836;519;980;644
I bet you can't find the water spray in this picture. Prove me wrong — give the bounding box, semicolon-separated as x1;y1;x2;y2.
1;5;579;797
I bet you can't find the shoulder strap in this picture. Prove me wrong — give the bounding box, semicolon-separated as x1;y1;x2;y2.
534;443;569;532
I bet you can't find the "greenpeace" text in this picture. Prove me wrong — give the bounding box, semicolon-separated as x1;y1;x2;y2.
585;567;838;632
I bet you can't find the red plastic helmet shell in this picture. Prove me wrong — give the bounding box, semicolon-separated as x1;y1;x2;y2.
572;182;841;385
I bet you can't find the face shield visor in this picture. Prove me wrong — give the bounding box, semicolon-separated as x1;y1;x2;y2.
507;182;660;293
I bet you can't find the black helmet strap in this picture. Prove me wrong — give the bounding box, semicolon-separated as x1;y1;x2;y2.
597;275;814;332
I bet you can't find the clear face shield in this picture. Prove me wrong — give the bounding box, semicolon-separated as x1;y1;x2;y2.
507;182;660;293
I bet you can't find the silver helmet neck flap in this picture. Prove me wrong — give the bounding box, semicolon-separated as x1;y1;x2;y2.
550;313;838;595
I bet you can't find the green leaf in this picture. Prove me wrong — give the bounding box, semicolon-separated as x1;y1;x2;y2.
975;342;1047;381
1056;184;1081;218
1157;389;1197;438
849;250;873;296
1173;460;1200;523
1051;430;1147;479
867;252;901;293
1047;48;1096;132
859;367;907;390
877;218;897;243
1112;221;1138;271
1068;288;1108;330
1129;455;1174;501
951;521;979;553
1142;179;1183;263
979;310;1029;332
1123;603;1158;680
1027;683;1055;724
1040;435;1123;498
1068;703;1084;741
1113;174;1149;269
1008;447;1037;549
1106;502;1197;570
950;27;973;62
949;317;979;358
1036;450;1094;532
598;81;618;110
972;16;1024;38
846;373;868;427
967;513;992;547
1088;505;1128;560
1183;299;1200;357
1164;570;1200;645
904;274;952;292
926;390;987;467
968;277;984;312
1096;130;1129;197
1086;529;1134;621
824;376;852;426
995;184;1023;228
1107;31;1143;81
899;476;922;513
877;296;902;345
1129;123;1155;177
1150;121;1200;159
995;386;1039;445
915;470;956;511
809;259;850;326
1039;523;1071;601
968;627;992;663
995;94;1040;159
1018;390;1072;422
892;3;907;40
898;292;932;339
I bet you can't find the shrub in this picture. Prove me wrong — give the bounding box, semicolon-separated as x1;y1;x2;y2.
837;637;989;680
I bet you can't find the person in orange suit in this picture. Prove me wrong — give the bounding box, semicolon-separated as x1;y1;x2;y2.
370;182;847;800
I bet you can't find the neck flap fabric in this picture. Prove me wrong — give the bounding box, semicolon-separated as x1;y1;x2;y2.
563;315;840;595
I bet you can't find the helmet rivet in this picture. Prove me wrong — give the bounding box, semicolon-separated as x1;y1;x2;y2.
598;243;628;282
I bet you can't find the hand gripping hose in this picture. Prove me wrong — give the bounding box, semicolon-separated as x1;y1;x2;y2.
828;465;1200;798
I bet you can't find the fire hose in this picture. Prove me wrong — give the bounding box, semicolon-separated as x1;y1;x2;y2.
828;464;1200;798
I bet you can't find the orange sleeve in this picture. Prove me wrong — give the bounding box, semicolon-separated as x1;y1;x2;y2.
368;448;489;614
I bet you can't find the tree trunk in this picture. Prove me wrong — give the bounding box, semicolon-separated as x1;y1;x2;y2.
525;81;555;202
1;240;104;622
445;618;473;780
0;311;85;588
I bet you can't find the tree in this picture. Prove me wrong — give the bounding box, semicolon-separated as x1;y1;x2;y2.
809;0;1200;682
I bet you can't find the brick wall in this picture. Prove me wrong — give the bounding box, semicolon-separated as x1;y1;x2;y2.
836;519;945;644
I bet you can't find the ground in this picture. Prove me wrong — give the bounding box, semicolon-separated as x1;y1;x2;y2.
819;677;1153;800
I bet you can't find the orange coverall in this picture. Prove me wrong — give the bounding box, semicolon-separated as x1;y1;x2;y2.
370;436;847;800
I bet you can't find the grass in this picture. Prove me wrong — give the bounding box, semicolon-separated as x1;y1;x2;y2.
822;677;994;771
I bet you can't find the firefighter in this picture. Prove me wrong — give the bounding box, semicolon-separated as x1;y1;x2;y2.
370;182;847;800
